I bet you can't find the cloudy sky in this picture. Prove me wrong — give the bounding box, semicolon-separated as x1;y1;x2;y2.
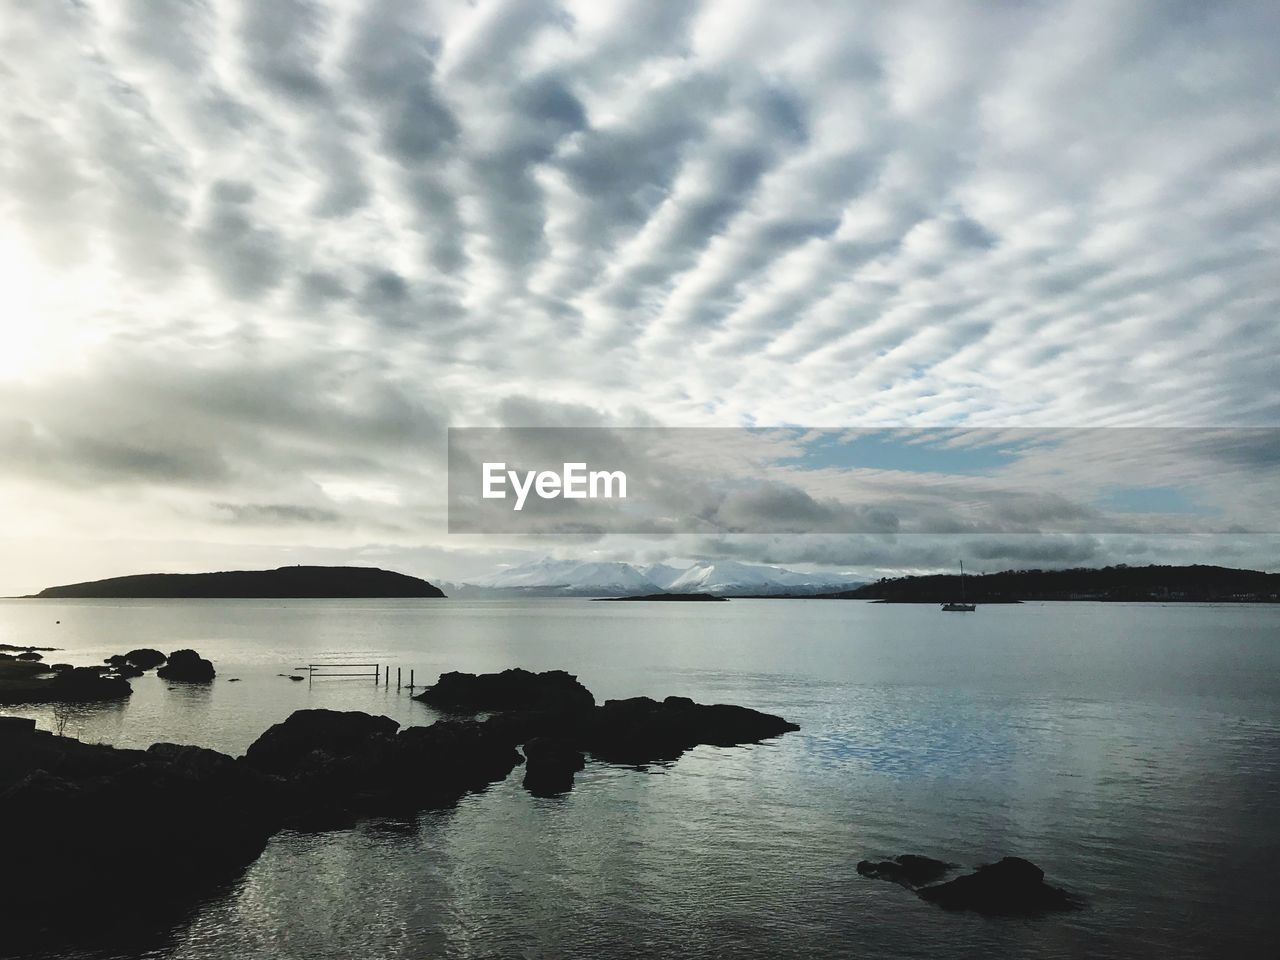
1;0;1278;594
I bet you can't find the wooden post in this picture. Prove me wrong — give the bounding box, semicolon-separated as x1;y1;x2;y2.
375;664;380;685
397;667;401;690
410;669;414;689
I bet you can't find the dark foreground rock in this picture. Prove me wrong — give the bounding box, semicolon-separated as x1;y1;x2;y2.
522;736;586;796
0;707;531;948
244;709;523;826
859;853;1081;915
0;724;283;949
0;668;800;949
157;649;215;682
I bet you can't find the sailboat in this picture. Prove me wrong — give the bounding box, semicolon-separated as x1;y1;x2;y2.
941;561;976;612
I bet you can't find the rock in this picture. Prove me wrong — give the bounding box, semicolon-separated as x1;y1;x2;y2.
521;736;585;797
48;667;132;702
112;664;145;679
917;857;1079;914
157;649;215;682
414;668;596;714
147;742;239;778
15;651;43;661
0;716;38;739
0;734;282;951
227;677;241;682
584;695;800;764
244;709;400;776
105;654;128;666
857;855;953;887
393;720;524;803
124;648;167;669
277;674;304;681
49;663;75;673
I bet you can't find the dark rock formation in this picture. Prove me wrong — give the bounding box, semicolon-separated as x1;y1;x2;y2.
49;662;74;673
0;724;283;949
244;709;522;826
857;855;953;887
157;649;215;682
414;670;800;784
1;661;132;704
125;648;167;669
584;695;800;764
521;736;586;796
245;709;399;775
52;667;133;701
112;663;145;679
859;853;1081;915
918;857;1079;914
16;651;43;661
415;668;596;713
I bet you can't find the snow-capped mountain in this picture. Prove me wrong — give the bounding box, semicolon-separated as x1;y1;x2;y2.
663;560;864;596
465;559;661;595
640;562;686;590
450;557;864;597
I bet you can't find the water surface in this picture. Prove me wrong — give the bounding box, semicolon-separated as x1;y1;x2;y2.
2;599;1277;959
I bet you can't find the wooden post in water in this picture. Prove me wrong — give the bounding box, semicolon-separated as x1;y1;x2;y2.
409;669;414;689
375;664;380;686
397;667;401;690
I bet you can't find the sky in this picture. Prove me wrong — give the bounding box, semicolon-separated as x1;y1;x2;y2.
1;0;1278;594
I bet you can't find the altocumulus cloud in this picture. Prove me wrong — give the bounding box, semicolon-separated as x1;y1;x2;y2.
0;0;1278;593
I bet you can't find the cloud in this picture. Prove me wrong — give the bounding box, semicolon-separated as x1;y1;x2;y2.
1;0;1278;592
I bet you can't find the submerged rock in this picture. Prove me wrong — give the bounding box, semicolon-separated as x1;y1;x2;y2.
918;856;1079;914
857;855;953;887
859;853;1081;915
157;649;215;682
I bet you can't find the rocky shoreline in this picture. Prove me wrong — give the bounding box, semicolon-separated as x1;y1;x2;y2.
0;668;798;948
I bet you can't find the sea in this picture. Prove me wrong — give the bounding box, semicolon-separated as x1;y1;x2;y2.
1;598;1277;959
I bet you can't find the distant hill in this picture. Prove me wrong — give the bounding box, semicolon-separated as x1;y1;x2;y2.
812;564;1280;603
30;566;446;599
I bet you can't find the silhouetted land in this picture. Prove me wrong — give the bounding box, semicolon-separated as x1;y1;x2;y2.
1;669;797;949
592;593;728;602
798;564;1280;603
27;565;446;599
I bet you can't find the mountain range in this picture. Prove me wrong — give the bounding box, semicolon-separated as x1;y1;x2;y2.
441;558;867;598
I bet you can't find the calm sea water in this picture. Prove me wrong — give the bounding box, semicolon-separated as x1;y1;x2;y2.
2;599;1278;960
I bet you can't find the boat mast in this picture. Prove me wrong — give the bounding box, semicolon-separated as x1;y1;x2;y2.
959;560;966;602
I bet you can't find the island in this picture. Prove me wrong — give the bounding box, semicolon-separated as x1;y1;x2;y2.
791;564;1280;603
25;565;446;599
